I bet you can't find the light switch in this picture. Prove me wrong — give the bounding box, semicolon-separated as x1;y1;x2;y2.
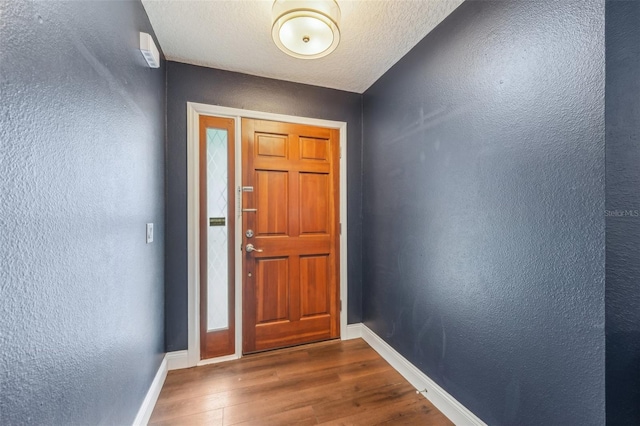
146;223;154;244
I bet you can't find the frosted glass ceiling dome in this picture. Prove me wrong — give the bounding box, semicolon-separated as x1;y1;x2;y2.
272;0;341;59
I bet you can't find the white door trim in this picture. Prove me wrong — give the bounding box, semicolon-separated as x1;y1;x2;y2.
186;102;349;367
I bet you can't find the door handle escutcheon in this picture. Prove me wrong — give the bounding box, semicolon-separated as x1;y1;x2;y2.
245;244;263;253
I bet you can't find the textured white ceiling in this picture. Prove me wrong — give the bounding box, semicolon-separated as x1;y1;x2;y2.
141;0;464;93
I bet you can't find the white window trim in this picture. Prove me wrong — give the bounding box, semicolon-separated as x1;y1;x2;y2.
186;102;349;367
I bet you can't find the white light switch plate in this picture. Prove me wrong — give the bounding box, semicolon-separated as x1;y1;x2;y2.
146;223;154;244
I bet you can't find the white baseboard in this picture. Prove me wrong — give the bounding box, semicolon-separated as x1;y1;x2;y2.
352;323;486;426
166;350;189;371
132;355;168;426
345;323;363;340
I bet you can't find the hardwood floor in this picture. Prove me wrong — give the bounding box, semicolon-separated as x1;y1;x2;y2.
149;339;454;425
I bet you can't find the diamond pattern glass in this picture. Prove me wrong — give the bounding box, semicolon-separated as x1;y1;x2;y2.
206;128;229;331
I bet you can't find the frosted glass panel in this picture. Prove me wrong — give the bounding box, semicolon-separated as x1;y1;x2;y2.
206;128;229;331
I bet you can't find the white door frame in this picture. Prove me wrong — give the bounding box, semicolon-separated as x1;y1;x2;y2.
186;102;349;367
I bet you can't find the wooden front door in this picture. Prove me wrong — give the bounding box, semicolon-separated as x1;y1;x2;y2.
241;118;340;354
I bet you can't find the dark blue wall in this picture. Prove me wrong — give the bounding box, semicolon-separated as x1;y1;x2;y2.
0;1;165;424
362;1;605;424
605;1;640;424
165;63;363;351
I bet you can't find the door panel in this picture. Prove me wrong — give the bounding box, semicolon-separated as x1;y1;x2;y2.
255;171;289;236
257;133;288;158
300;255;330;318
242;118;340;354
299;137;329;161
299;173;330;235
255;258;289;324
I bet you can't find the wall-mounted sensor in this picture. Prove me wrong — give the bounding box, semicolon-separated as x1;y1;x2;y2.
139;32;160;68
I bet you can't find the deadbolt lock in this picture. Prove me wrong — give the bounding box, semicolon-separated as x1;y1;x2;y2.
245;229;254;238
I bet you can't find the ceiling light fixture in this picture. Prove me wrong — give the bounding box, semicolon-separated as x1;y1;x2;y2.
272;0;341;60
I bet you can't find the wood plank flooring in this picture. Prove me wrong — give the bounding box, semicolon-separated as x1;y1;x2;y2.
149;339;454;425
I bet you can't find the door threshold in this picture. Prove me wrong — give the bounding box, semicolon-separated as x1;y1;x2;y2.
242;338;342;359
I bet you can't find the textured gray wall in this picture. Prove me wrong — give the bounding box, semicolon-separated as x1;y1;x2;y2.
165;62;363;351
0;1;165;424
362;1;605;424
605;1;640;424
